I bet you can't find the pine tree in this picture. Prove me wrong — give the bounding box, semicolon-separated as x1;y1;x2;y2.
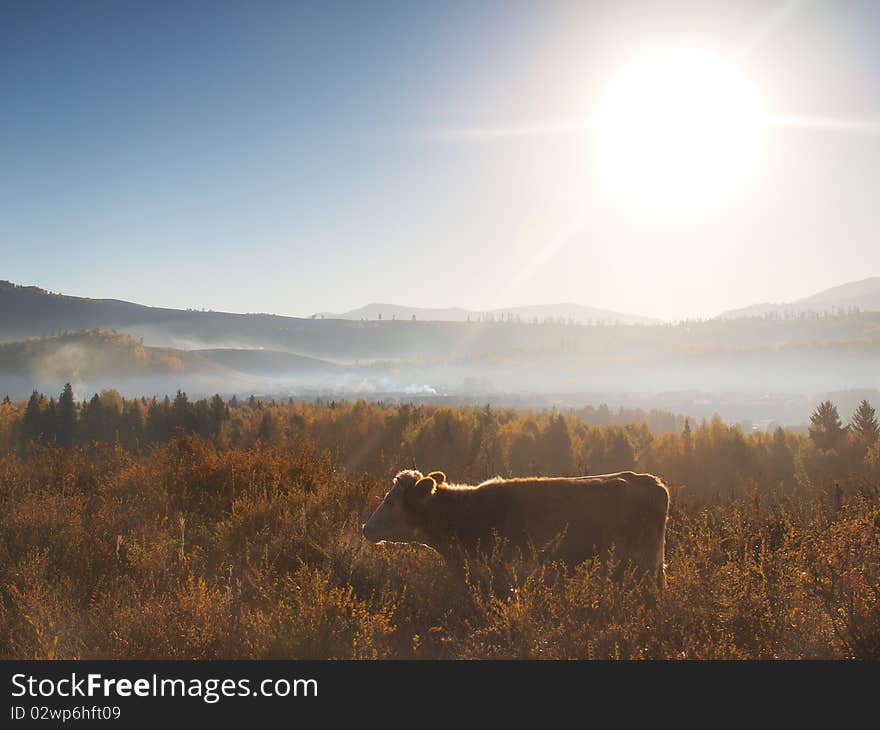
809;400;844;450
82;393;104;442
851;399;880;444
122;399;146;449
146;398;166;442
172;390;192;431
21;390;44;446
57;383;77;448
44;398;57;443
209;394;228;438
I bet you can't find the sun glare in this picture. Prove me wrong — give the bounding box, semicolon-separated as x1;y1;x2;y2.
596;49;765;215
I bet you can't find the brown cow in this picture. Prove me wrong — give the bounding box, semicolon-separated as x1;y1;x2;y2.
362;469;669;584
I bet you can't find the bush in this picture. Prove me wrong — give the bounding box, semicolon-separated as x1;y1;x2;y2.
1;405;878;659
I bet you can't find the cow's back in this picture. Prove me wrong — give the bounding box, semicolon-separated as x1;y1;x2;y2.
480;472;669;581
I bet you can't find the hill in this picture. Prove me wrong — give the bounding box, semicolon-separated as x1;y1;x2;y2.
719;277;880;319
196;348;342;377
0;329;213;379
0;330;342;397
3;281;880;425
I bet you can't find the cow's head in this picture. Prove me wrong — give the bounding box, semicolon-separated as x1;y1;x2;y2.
362;469;446;544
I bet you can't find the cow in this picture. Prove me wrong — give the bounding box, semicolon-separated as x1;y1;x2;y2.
362;469;669;585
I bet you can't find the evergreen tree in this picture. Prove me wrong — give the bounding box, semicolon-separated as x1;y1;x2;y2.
44;398;57;443
122;399;146;448
172;390;194;431
146;398;167;442
82;393;105;442
257;411;282;444
851;399;880;444
809;400;844;450
21;390;44;445
209;394;228;438
193;399;212;437
57;383;77;448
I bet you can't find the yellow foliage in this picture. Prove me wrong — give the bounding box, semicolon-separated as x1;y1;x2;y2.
0;402;878;659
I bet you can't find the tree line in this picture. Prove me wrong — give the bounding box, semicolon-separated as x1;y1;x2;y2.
1;386;878;500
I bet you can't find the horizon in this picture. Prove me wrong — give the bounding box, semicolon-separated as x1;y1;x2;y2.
5;2;880;320
4;274;880;323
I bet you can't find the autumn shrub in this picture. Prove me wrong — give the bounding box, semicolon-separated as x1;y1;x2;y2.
1;418;878;660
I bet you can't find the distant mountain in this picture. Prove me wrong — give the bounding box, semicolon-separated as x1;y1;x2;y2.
799;277;880;308
316;303;473;322
0;280;212;341
0;279;358;357
316;302;660;325
720;277;880;319
0;281;656;361
5;280;880;416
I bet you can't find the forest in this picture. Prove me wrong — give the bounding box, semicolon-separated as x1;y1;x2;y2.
1;388;878;659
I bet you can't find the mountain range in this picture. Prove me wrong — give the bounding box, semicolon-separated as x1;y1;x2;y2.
719;277;880;319
7;276;880;343
3;278;880;425
315;302;660;325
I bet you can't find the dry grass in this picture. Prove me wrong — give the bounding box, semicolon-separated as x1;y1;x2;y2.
1;419;878;659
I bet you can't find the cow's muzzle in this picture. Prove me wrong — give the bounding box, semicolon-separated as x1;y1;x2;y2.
362;522;379;543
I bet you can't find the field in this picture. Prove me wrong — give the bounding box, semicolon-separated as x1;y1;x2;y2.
1;393;878;659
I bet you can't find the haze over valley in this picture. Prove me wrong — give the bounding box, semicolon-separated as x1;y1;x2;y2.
3;278;880;429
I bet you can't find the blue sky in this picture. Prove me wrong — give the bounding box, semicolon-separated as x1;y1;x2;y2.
3;0;880;320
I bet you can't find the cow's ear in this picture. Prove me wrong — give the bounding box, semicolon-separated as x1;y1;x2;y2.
407;476;437;505
427;471;446;485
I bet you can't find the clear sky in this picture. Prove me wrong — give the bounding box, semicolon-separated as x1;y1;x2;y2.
3;0;880;321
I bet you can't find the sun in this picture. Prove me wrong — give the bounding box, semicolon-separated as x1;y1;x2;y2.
595;49;765;215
